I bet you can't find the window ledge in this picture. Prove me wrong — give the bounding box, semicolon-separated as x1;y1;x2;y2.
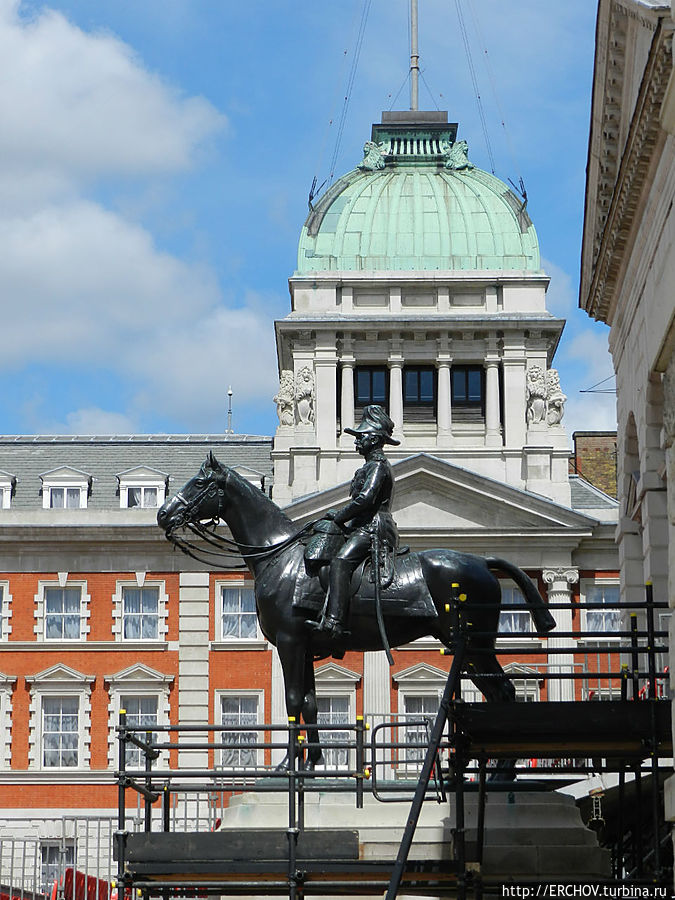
0;770;118;784
210;639;269;651
496;636;543;647
576;637;622;646
398;637;442;650
2;640;170;651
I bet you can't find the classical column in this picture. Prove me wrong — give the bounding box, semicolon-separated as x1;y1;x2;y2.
485;359;502;446
542;568;578;702
437;361;452;432
340;358;355;433
389;359;404;434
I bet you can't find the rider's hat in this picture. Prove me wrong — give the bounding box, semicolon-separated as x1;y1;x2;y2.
344;404;400;445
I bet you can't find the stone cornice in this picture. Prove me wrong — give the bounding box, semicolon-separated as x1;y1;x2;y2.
583;17;673;321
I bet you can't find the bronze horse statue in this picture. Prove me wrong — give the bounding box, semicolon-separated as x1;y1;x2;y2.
157;453;555;768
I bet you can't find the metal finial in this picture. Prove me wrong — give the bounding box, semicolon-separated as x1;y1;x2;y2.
226;386;233;434
410;0;419;111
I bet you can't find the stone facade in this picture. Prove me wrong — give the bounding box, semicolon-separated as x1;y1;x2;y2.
579;0;675;841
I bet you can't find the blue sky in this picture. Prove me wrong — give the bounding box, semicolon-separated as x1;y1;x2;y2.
0;0;615;437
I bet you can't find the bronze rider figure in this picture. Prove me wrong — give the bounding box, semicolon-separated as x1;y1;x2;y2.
307;404;400;640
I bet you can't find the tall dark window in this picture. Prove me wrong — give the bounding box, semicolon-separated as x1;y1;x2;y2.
355;366;388;408
451;365;485;420
404;366;436;421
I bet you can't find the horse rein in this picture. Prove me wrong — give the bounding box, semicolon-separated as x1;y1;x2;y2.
165;482;319;567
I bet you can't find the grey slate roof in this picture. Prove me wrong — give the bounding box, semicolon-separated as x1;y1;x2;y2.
569;474;618;510
0;434;273;509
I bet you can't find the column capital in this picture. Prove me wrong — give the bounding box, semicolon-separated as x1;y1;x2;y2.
542;568;579;587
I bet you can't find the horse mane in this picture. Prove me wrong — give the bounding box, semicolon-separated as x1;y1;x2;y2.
204;454;296;545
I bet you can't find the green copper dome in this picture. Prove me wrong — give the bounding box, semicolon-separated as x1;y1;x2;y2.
297;118;539;274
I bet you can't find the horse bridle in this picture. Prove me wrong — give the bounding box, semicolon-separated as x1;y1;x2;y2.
164;474;316;567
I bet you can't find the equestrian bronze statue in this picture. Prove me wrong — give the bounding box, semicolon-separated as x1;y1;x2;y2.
157;405;555;770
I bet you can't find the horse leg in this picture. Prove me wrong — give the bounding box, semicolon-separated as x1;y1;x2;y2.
466;648;517;780
301;655;325;769
275;634;308;770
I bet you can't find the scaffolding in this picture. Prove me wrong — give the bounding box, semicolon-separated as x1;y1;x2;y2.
108;584;675;898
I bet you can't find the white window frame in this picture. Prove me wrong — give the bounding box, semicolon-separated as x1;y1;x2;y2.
496;580;543;646
40;468;91;510
117;467;168;510
503;663;541;702
112;579;169;643
0;673;17;768
314;662;361;771
580;577;621;641
26;664;94;771
106;663;173;769
40;840;76;896
214;579;263;647
0;471;15;509
215;689;264;772
34;580;90;643
394;663;481;774
0;581;12;640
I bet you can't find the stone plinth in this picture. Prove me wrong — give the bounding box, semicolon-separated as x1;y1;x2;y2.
219;785;611;881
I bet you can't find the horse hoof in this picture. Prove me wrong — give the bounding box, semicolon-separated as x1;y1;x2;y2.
274;755;289;772
305;754;325;771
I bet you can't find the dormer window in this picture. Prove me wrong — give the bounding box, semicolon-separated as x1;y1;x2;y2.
116;467;168;510
0;471;16;509
40;467;91;510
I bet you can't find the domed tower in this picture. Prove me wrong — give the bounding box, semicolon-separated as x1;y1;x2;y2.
272;109;569;505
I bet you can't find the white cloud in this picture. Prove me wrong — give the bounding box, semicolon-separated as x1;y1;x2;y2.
0;1;225;189
0;1;282;433
51;407;139;435
564;329;615;388
541;257;575;316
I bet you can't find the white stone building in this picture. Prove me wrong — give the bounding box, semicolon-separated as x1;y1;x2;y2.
579;0;675;845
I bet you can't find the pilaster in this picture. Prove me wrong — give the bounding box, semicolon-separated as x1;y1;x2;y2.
315;331;338;450
178;572;210;769
501;337;527;449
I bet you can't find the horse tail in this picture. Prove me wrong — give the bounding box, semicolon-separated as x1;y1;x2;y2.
484;557;556;633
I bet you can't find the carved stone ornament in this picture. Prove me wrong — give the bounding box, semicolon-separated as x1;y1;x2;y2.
441;139;475;171
358;141;386;171
526;366;566;426
545;369;567;425
273;370;295;427
526;365;547;424
542;568;579;587
295;366;315;425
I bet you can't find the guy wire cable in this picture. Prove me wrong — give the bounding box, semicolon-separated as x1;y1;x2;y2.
309;2;365;208
327;0;373;184
453;0;496;174
466;0;527;202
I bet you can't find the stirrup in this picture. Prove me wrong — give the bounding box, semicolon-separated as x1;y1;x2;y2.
305;614;349;639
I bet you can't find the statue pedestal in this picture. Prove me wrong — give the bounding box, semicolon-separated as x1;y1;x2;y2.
219;784;611;882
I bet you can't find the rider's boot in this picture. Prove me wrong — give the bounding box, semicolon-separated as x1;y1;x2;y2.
306;559;351;639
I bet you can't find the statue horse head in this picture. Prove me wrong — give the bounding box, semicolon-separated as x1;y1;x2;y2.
157;451;225;534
